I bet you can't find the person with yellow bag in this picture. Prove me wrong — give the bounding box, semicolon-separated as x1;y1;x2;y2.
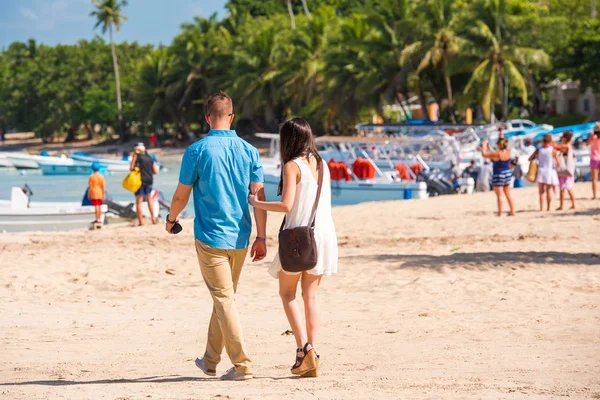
125;143;159;225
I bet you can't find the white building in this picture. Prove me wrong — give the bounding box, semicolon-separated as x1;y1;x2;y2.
547;79;599;120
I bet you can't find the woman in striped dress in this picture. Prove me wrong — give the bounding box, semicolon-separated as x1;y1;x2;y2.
482;138;515;216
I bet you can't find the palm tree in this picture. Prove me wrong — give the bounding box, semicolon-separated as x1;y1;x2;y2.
300;0;312;18
401;0;460;122
90;0;127;137
462;0;549;121
282;0;296;29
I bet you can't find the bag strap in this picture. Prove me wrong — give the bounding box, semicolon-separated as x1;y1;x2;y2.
309;160;324;228
279;159;324;232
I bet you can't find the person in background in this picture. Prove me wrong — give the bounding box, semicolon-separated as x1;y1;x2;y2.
553;131;576;210
166;91;267;381
450;162;461;193
530;134;560;211
462;159;479;182
512;156;524;188
519;138;537;160
130;143;159;225
586;123;600;200
476;160;492;192
481;138;515;216
149;132;157;149
88;162;105;224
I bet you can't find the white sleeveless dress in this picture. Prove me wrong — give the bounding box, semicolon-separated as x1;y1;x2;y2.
268;157;338;278
536;146;559;186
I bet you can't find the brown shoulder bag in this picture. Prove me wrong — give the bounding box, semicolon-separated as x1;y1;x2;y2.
278;161;324;273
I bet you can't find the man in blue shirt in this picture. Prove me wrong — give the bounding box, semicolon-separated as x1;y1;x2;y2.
166;92;267;381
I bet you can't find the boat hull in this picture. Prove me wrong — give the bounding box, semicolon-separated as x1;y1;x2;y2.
263;173;428;206
0;203;107;232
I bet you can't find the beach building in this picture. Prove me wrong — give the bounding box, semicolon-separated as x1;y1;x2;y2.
546;79;600;120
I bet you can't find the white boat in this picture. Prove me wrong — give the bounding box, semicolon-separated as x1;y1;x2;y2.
0;187;106;232
259;135;434;205
0;154;14;168
70;152;131;172
37;160;103;176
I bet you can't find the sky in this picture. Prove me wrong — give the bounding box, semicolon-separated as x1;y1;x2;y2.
0;0;228;49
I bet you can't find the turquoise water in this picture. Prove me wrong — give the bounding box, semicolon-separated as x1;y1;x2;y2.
0;161;196;216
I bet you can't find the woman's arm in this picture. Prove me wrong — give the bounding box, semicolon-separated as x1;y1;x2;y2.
553;143;569;153
587;134;595;146
553;148;561;165
249;162;299;213
480;140;501;160
528;149;539;162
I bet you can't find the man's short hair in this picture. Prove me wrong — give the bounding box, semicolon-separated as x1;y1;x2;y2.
206;91;233;118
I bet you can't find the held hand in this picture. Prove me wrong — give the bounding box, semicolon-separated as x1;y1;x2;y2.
165;219;178;234
250;239;267;262
248;193;257;207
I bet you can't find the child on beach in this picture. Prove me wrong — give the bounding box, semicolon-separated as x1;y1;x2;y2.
88;162;105;223
249;118;338;378
530;134;560;211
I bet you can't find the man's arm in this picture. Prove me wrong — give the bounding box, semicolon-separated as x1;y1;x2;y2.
152;162;159;174
165;183;192;234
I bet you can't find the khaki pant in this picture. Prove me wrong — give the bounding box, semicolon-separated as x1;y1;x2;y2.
195;240;252;374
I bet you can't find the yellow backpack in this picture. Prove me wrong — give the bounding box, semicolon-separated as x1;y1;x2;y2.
122;167;142;192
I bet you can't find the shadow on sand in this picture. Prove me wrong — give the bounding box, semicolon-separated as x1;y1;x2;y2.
0;374;296;387
341;251;600;270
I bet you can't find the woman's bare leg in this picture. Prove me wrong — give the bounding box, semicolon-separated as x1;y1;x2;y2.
95;205;102;222
279;271;305;349
538;183;545;211
502;186;515;216
301;273;322;347
546;185;552;211
493;186;503;216
568;188;576;209
558;189;565;210
592;168;599;200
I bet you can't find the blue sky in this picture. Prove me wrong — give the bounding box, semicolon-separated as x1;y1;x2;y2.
0;0;228;49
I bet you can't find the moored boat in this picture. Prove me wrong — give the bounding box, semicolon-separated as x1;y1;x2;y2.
0;187;106;232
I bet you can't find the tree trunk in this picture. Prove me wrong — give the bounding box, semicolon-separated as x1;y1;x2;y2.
301;0;312;18
443;57;456;123
417;75;430;121
287;0;296;29
85;123;95;140
592;0;597;18
65;123;79;143
109;26;125;141
497;65;507;121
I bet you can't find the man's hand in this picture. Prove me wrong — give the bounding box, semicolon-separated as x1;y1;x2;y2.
165;218;177;234
250;239;267;262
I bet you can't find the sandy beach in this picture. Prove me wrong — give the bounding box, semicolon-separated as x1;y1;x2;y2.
1;183;599;399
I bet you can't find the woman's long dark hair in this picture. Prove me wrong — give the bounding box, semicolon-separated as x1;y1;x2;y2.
278;117;323;196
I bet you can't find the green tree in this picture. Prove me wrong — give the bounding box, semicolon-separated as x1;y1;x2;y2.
401;0;461;122
462;0;549;121
90;0;128;138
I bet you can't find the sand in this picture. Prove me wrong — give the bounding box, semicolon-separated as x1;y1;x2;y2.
1;183;599;399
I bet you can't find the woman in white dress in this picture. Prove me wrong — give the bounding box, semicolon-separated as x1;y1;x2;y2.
529;134;560;211
249;118;338;378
